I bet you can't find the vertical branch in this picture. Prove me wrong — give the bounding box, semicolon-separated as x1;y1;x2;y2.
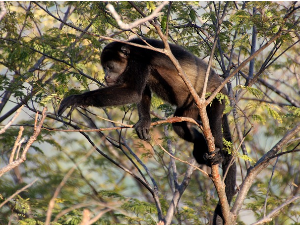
9;127;25;163
263;156;279;217
165;2;172;37
233;110;251;169
164;125;178;191
246;7;257;86
164;159;196;225
149;3;234;222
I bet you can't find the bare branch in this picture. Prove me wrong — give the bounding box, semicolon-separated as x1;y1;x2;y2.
164;158;196;225
106;2;169;30
85;208;112;225
9;127;25;163
0;108;47;177
46;116;201;133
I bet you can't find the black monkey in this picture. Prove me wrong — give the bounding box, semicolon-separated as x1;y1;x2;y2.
58;38;236;225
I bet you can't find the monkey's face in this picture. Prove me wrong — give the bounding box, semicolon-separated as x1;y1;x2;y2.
102;60;127;86
101;43;130;86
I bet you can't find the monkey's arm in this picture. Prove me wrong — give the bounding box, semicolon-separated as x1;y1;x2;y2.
134;86;152;140
58;85;142;116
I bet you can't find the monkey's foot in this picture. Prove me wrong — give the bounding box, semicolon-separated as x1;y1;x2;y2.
203;148;223;165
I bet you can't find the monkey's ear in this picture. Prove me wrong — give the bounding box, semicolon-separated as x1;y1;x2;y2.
119;45;130;58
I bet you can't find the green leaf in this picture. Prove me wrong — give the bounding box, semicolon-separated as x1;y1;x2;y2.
40;93;58;106
146;1;156;12
252;114;266;124
235;85;264;99
265;104;282;123
161;15;167;31
240;154;255;163
189;9;196;22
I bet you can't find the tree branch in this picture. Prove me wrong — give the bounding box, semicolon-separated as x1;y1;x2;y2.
251;195;300;225
106;2;169;30
0;105;24;135
232;122;300;215
0;108;47;177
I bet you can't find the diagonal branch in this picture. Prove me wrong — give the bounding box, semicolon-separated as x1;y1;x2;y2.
0;179;38;208
251;195;300;225
232;122;300;215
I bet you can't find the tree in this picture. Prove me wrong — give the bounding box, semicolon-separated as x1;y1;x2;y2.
0;1;300;224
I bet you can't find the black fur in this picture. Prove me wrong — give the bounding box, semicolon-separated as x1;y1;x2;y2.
58;38;236;224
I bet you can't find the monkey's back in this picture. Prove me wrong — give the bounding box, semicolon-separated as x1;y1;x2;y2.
128;38;225;107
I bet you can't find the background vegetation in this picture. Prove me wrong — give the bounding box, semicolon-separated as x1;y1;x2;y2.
0;1;300;224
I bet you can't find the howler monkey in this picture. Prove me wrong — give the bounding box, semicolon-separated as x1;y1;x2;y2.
58;38;236;225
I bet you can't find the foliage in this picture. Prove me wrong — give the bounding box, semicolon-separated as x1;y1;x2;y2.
0;1;300;225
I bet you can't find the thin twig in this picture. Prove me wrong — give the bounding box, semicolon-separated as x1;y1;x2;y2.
157;143;209;177
46;116;201;133
9;127;24;163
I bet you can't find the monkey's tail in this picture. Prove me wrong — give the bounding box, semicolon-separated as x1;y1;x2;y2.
213;114;236;225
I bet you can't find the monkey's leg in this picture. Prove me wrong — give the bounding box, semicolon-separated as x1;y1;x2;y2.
203;98;226;165
172;106;209;165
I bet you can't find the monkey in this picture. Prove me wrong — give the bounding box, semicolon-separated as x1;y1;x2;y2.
58;38;236;225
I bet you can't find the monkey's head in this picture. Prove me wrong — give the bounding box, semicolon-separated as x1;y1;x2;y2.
101;42;130;86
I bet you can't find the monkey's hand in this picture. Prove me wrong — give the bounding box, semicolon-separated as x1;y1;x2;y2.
58;95;80;116
134;118;151;141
